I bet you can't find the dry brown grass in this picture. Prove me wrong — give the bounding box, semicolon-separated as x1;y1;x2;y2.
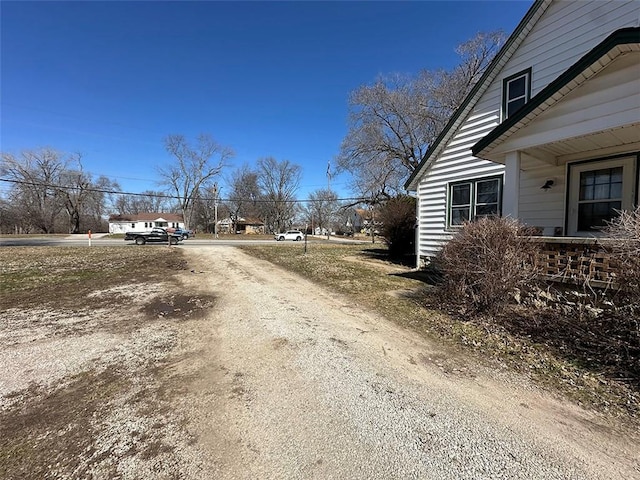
0;246;188;309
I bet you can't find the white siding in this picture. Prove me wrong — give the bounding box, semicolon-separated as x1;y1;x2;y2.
108;220;185;234
414;0;639;262
509;1;638;93
416;111;505;260
109;222;131;234
492;53;640;157
476;1;639;118
518;164;567;235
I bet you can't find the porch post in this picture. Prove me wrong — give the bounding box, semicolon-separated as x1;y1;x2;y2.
414;194;420;269
503;151;521;218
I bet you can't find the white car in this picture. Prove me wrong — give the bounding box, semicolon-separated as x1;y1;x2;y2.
275;230;304;241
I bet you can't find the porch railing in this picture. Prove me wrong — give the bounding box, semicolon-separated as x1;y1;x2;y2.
528;237;618;287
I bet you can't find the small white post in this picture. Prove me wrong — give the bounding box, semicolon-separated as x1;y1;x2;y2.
213;183;219;239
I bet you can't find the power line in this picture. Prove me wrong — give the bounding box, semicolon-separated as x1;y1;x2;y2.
0;177;368;205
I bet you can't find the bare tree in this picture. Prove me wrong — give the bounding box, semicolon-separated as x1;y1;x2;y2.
159;134;234;229
228;165;262;233
114;191;170;215
82;175;120;232
1;148;120;233
346;148;407;204
0;197;24;234
432;31;506;112
256;157;301;233
303;189;339;234
1;149;69;233
190;182;222;234
338;31;505;198
57;161;90;233
57;159;120;233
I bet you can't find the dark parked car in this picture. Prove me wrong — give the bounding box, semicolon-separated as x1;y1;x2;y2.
124;227;182;245
171;228;194;240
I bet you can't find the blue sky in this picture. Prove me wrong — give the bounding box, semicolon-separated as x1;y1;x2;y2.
1;1;532;201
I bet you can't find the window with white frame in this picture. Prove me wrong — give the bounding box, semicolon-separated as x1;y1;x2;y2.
502;68;531;120
567;155;638;235
448;176;502;227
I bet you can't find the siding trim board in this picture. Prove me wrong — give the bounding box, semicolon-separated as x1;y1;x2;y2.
473;27;640;159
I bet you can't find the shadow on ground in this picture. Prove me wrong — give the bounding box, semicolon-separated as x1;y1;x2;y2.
358;248;416;268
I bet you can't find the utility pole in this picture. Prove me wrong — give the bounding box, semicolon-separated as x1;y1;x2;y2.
213;183;219;239
327;160;331;240
370;201;375;244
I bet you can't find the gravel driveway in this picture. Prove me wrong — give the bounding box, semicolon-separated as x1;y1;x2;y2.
1;245;638;479
172;246;638;480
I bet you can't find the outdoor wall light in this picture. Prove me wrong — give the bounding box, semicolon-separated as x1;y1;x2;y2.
541;179;554;190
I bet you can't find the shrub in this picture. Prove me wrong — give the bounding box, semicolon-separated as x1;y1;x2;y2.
435;216;540;314
605;206;640;313
378;195;416;258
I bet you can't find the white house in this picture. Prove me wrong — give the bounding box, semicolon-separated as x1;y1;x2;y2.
405;0;640;269
108;213;184;234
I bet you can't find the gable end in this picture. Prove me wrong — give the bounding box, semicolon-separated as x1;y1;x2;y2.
472;27;640;158
404;0;550;190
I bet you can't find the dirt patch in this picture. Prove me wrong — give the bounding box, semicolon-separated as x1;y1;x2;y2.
0;316;207;479
142;293;216;321
0;368;129;479
0;246;216;479
0;246;188;309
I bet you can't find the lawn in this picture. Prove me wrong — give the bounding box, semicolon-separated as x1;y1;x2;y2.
0;246;186;308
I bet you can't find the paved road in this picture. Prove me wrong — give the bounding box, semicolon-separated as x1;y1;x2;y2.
172;246;639;480
0;235;364;248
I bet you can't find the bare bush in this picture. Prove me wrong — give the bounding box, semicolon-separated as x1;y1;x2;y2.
605;207;640;310
379;195;416;258
435;217;540;314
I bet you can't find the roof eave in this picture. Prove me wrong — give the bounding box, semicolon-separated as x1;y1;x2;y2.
472;27;640;160
404;0;549;191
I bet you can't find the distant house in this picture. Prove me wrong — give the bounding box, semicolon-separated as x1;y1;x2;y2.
236;217;265;234
108;213;184;234
217;217;234;234
354;207;380;235
406;0;639;279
